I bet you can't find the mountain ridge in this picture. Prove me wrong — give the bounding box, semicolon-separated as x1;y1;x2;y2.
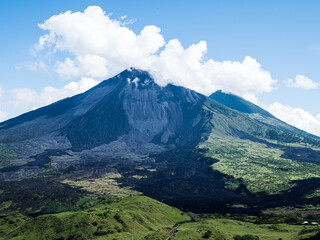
210;89;320;140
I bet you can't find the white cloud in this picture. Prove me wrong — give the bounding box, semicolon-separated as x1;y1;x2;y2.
317;114;320;119
37;6;165;77
267;102;320;136
145;46;276;96
10;77;99;111
0;110;8;122
56;55;108;79
242;93;259;105
286;74;319;89
15;60;48;73
35;6;277;99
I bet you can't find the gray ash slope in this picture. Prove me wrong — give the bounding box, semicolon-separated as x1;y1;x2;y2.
62;69;207;150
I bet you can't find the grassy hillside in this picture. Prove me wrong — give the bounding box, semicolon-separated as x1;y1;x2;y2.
2;198;319;240
0;196;190;240
172;218;319;240
0;144;18;169
197;98;320;195
210;90;320;143
199;133;320;194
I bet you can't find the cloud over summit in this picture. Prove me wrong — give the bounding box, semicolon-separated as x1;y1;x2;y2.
36;6;277;98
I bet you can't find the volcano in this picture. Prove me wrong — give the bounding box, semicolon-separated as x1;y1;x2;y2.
1;68;320;214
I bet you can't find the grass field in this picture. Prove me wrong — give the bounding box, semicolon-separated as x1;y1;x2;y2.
199;133;320;194
1;195;319;239
172;218;319;240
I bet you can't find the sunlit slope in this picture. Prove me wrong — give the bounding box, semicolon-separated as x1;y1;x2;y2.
1;196;319;240
0;196;190;240
199;97;320;194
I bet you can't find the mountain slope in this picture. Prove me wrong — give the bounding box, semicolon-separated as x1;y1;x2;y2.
62;70;208;150
2;69;318;156
0;196;190;240
210;90;320;141
210;90;275;118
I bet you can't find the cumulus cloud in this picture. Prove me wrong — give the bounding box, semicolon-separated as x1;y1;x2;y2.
36;6;165;77
35;6;277;98
15;60;48;73
286;74;319;89
56;55;108;79
267;102;320;136
10;77;98;110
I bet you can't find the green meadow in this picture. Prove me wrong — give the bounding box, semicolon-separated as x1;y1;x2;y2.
199;133;320;194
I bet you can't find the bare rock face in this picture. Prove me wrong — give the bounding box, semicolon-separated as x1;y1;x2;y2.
62;68;208;150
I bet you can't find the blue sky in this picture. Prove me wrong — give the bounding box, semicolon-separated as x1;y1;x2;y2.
1;0;320;135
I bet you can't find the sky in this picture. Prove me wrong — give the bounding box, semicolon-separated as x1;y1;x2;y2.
1;0;320;135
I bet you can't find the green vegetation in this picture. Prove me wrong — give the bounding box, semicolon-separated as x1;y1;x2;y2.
305;189;320;199
199;134;320;194
0;196;189;240
171;218;319;240
1;195;320;240
0;144;18;169
41;201;71;213
0;214;28;237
